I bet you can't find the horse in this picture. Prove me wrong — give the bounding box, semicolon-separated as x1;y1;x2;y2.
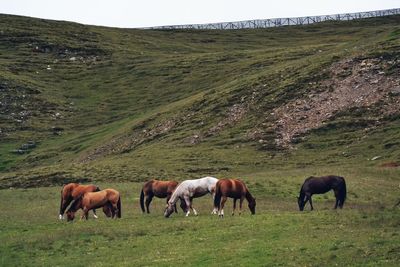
66;188;121;221
140;179;183;214
214;179;256;217
298;175;347;211
164;176;218;218
59;183;100;220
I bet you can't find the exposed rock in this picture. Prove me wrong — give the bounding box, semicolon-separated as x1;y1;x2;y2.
271;57;400;148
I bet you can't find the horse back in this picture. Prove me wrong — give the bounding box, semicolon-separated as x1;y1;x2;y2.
61;183;78;196
217;179;247;198
142;180;155;195
83;189;120;209
71;184;98;199
151;180;178;197
302;175;345;194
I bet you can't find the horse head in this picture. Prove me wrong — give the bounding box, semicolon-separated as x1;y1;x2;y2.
66;197;83;221
248;197;256;214
297;197;305;211
66;210;76;221
164;203;175;218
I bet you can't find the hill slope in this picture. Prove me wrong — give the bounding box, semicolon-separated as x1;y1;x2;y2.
0;14;399;187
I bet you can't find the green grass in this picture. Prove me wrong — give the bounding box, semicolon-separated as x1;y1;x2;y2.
0;166;399;266
0;13;400;266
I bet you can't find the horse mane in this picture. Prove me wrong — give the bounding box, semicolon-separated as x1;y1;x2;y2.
299;176;314;195
245;190;255;203
68;196;83;212
168;182;184;206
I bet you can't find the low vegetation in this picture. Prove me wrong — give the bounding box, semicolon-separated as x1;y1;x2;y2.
0;14;399;266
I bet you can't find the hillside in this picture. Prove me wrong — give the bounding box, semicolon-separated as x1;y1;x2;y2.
0;14;399;187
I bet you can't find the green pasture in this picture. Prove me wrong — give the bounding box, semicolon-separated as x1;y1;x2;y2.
1;13;400;267
1;166;399;266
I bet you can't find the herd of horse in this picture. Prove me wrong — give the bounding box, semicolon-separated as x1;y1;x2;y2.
59;175;347;221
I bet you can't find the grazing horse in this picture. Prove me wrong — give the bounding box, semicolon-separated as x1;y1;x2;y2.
140;179;182;214
59;183;100;220
66;188;121;221
164;176;218;218
214;179;256;217
298;175;347;211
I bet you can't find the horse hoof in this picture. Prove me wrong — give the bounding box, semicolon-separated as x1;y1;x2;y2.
58;214;63;220
93;215;98;219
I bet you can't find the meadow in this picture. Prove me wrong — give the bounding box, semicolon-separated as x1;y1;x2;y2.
0;13;400;266
1;165;399;266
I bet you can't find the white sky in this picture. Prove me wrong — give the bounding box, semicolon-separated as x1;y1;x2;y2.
1;0;399;28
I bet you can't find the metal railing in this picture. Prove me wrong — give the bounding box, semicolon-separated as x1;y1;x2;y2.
145;8;400;30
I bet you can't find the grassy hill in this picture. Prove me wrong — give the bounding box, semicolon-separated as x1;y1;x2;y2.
1;14;399;187
0;14;399;267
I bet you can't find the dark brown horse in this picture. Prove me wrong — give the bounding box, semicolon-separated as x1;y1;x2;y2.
66;188;121;221
59;183;100;220
140;179;184;213
298;175;347;211
214;179;256;217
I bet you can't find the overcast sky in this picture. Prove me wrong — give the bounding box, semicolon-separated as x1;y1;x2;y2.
1;0;399;28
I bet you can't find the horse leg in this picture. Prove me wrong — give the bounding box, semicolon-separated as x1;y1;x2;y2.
145;195;153;214
239;197;244;216
232;199;237;216
211;190;218;215
81;208;89;220
308;195;314;211
112;200;120;219
211;194;218;215
333;190;339;209
179;198;187;213
189;197;198;216
93;209;98;219
219;196;227;218
184;196;191;217
111;204;116;218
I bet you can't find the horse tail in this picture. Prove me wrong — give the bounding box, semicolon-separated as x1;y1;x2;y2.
140;189;145;213
59;187;65;216
340;177;347;207
213;182;222;210
117;196;122;218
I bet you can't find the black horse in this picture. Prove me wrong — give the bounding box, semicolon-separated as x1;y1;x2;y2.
298;175;347;211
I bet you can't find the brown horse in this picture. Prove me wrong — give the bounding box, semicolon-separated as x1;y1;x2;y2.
66;188;121;221
298;175;347;211
214;179;256;217
140;179;184;213
59;183;100;220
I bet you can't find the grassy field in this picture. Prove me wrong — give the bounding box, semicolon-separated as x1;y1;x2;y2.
0;13;400;266
1;165;399;266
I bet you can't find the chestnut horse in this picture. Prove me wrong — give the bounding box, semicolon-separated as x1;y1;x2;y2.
66;188;121;221
59;183;100;220
164;176;218;218
140;179;182;214
298;175;346;211
214;179;256;217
